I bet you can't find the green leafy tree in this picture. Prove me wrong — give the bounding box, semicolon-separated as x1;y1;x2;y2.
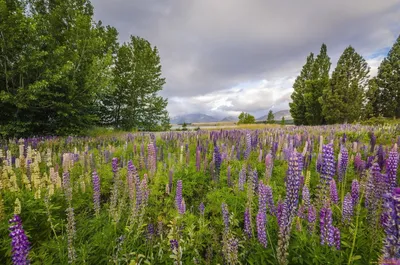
266;110;275;124
375;35;400;118
101;36;170;131
321;46;369;124
304;44;331;125
364;78;382;119
238;112;255;124
281;116;285;125
289;53;314;125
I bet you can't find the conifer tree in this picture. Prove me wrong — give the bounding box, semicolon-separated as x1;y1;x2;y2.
375;35;400;118
266;110;275;124
289;53;314;125
321;46;369;124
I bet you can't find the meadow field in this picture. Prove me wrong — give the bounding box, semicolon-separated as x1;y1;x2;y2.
1;125;399;264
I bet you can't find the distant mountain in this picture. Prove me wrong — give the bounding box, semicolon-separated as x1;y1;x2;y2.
220;116;238;122
170;113;218;124
256;109;292;121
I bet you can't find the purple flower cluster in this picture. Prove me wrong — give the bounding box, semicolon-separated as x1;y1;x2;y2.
244;207;252;238
238;166;246;191
199;202;205;215
330;179;339;204
265;153;273;181
265;185;276;215
127;161;136;201
387;147;399;191
381;187;400;259
256;211;267;248
321;144;335;194
92;170;101;215
307;205;316;233
338;147;348;182
9;215;30;265
342;193;353;223
112;157;118;174
244;133;251;159
170;239;179;251
148;142;157;175
175;180;185;214
351;179;360;206
214;145;221;179
320;206;334;247
302;185;310;208
222;203;229;233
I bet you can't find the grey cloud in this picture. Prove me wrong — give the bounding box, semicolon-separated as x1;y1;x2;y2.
91;0;400;116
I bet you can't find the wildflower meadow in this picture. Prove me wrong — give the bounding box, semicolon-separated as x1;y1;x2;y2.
0;125;399;264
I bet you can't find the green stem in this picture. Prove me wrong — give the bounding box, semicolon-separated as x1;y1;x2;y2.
266;223;277;263
347;190;363;265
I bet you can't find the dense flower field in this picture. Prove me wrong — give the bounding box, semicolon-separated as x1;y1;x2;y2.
0;125;399;264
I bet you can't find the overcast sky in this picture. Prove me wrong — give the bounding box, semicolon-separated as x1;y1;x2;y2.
91;0;400;118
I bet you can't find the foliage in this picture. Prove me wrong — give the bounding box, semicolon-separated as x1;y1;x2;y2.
280;116;285;125
266;110;275;124
238;112;256;124
321;46;369;124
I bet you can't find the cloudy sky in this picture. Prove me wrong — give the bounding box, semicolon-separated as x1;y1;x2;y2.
91;0;400;119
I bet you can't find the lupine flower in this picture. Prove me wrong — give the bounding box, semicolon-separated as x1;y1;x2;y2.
354;153;364;174
351;179;360;206
256;211;267;248
92;171;101;216
223;236;239;265
112;157;118;174
381;187;400;259
63;172;72;202
386;146;399;191
321;144;335;196
222;203;229;233
244;207;252;238
265;185;276;215
265;153;273;181
252;170;259;195
258;181;268;214
342;193;353;223
330;179;339;204
127;161;136;201
196;147;201;171
277;200;284;227
199;202;205;215
377;145;386;170
170;239;179;251
175;180;183;213
333;227;341;250
307;205;316;233
238;166;246;191
148;142;157;176
244;133;251;159
9;215;30;265
214;145;222;179
302;185;310;208
338;147;348;182
320;205;334;247
66;207;76;264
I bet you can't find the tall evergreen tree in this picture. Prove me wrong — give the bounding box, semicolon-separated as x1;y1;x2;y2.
321;46;369;124
375;35;400;118
304;44;331;125
266;110;275;124
289;53;314;125
101;36;170;131
364;78;382;119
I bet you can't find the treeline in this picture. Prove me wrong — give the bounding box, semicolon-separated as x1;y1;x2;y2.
0;0;170;138
290;35;400;125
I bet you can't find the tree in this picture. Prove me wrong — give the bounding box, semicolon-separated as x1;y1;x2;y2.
266;110;275;124
375;35;400;118
364;78;382;119
238;112;255;124
321;46;369;124
101;36;170;131
289;53;314;125
304;44;331;125
281;116;285;125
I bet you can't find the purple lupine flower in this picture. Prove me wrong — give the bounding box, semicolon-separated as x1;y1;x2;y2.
333;227;341;250
92;171;101;215
316;154;323;174
258;181;268;214
66;207;76;264
377;145;386;170
381;187;400;259
386;146;399;191
338;147;348;182
214;145;222;179
330;179;339;204
175;180;183;214
9;215;30;265
307;205;316;233
302;185;310;208
370;133;376;153
342;193;354;223
321;144;335;192
199;202;205;215
351;179;360;206
112;157;118;174
222;203;229;233
238;166;246;191
265;153;273;181
256;211;267;248
148;142;157;175
320;206;334;246
284;151;301;220
265;185;276;215
170;239;179;251
244;133;251;159
196;147;201;171
277;200;284;227
223;236;239;265
147;223;155;241
227;165;232;187
244;207;252;238
252;170;259;195
354;153;364;174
